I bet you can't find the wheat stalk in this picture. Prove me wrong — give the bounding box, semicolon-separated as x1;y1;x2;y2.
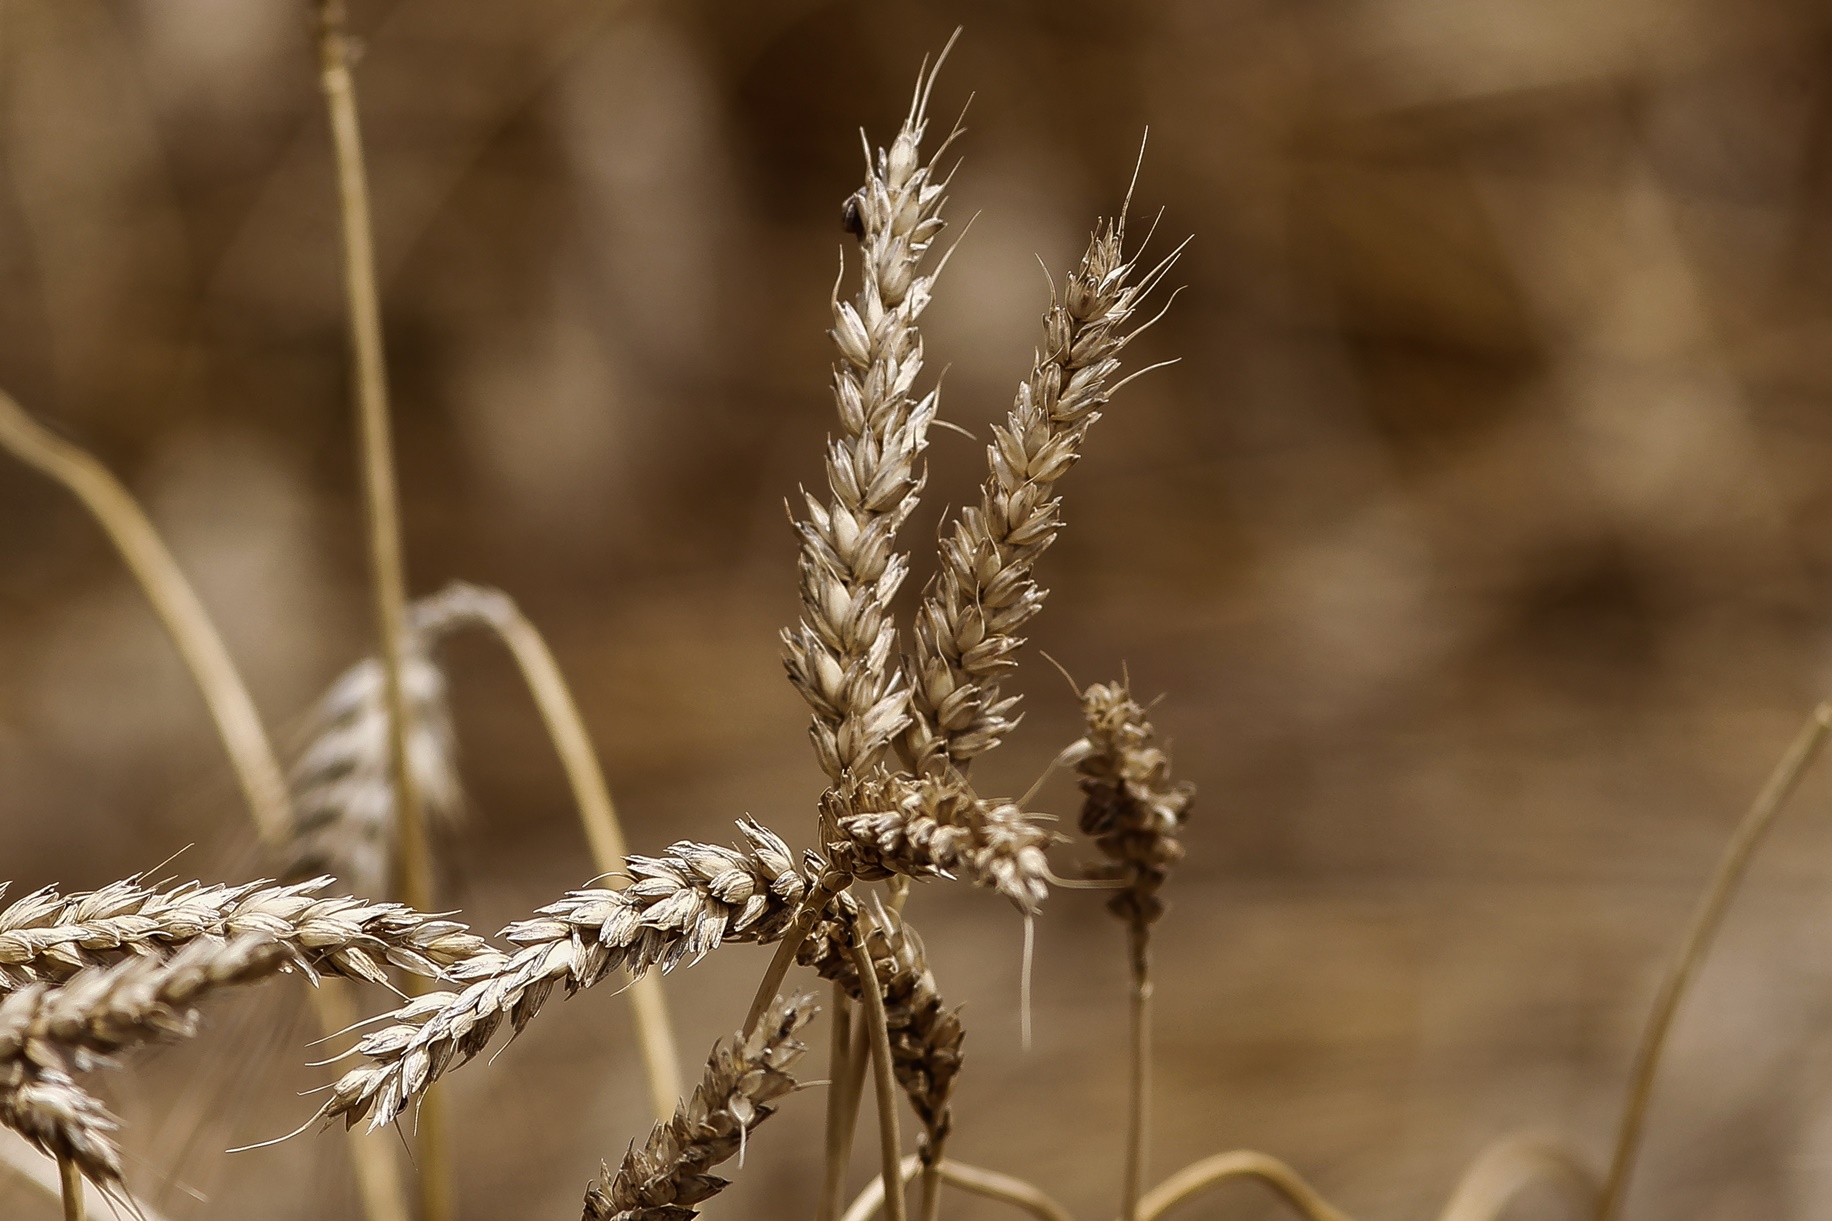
316;821;818;1130
581;994;816;1221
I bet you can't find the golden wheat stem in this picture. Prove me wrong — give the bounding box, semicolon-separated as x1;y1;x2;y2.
1135;1151;1355;1221
1596;699;1832;1221
919;1162;943;1221
841;1156;1075;1221
1434;1134;1596;1221
852;936;907;1221
312;5;444;1219
0;388;411;1221
745;871;848;1036
818;984;859;1221
0;390;291;844
1123;923;1151;1221
445;586;683;1117
57;1154;83;1221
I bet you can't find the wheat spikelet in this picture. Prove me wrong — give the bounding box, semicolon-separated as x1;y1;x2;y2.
581;994;817;1221
901;212;1181;777
0;934;314;1193
798;901;960;1165
285;595;467;896
0;876;490;995
781;59;954;787
315;820;823;1130
1067;680;1194;927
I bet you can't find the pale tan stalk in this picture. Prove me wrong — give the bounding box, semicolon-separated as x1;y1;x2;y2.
0;389;289;844
1596;700;1832;1221
743;868;849;1037
852;936;906;1221
1435;1135;1596;1221
312;3;442;1215
407;582;682;1116
1135;1151;1354;1221
1123;925;1150;1221
818;983;858;1221
841;1156;1075;1221
58;1154;82;1221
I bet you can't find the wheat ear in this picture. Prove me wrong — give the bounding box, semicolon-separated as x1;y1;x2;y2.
1595;700;1832;1221
581;994;816;1221
1064;678;1193;1220
311;2;447;1214
781;54;953;791
314;822;819;1131
2;933;341;1197
901;204;1183;776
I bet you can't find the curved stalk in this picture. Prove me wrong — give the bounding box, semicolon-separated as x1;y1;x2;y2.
312;3;444;1218
1596;700;1832;1221
1135;1151;1355;1221
0;390;290;844
842;1155;1075;1221
1435;1135;1596;1221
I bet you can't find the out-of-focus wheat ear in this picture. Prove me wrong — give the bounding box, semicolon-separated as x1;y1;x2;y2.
581;994;817;1221
284;645;461;900
399;580;685;1119
781;44;958;789
1064;677;1193;1221
900;199;1186;778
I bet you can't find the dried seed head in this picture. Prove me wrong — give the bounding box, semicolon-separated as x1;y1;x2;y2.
828;774;1053;912
581;994;817;1221
798;903;961;1163
901;211;1181;776
316;822;827;1131
783;60;956;785
0;876;490;995
1071;680;1194;928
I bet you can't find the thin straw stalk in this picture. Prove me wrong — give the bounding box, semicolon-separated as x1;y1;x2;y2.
1134;1151;1355;1221
1123;924;1150;1221
1595;700;1832;1221
312;3;445;1217
1434;1135;1596;1221
818;984;859;1221
840;1156;1074;1221
852;937;906;1221
0;389;289;844
408;582;682;1117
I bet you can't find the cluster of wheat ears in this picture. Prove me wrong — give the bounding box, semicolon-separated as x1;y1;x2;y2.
0;14;1821;1221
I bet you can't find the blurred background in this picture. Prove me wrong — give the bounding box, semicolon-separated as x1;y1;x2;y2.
5;0;1832;1217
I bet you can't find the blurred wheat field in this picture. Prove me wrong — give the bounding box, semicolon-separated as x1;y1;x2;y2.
6;1;1832;1218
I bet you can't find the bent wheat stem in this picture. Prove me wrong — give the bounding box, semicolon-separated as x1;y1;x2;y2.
0;389;290;844
313;3;443;1218
841;1155;1075;1221
410;582;683;1119
1435;1135;1596;1221
1136;1151;1354;1221
1596;699;1832;1221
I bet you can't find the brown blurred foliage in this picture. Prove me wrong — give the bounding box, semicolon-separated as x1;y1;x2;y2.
6;0;1832;1217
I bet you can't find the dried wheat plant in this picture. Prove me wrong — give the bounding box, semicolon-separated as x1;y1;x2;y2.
10;20;1831;1221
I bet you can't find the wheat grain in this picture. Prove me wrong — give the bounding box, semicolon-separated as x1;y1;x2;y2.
316;820;822;1130
901;213;1181;777
581;994;816;1221
0;876;489;994
781;59;954;787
